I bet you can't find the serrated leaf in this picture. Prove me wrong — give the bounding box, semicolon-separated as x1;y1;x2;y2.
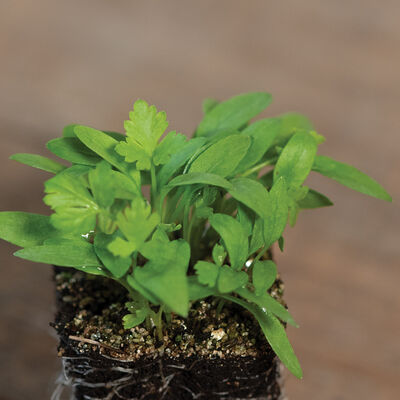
196;92;272;137
94;232;131;278
134;239;190;316
209;213;248;270
50;207;98;236
115;100;168;169
221;294;302;379
115;139;151;170
252;260;277;295
0;212;60;247
274;131;317;188
47;138;102;166
234;118;281;173
153;131;187;166
14;241;102;268
212;243;226;266
108;198;159;257
88;161;115;209
194;261;219;287
217;265;248;293
189;135;251;177
123;309;148;329
312;155;392;201
10;153;66;174
43;166;99;234
125;99;168;153
263;177;289;248
298;189;333;209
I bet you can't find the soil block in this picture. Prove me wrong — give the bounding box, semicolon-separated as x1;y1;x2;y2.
52;268;287;399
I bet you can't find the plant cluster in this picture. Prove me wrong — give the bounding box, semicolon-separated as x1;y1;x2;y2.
0;92;391;378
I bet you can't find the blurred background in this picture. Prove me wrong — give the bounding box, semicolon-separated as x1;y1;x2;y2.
0;1;399;399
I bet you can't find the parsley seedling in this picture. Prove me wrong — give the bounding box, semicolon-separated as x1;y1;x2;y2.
0;93;391;379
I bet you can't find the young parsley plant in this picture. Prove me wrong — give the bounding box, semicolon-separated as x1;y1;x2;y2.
0;93;391;378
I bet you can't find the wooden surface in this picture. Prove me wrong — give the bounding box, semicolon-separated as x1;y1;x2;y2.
0;1;399;399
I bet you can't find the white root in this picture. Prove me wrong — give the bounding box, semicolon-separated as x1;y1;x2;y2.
52;353;285;400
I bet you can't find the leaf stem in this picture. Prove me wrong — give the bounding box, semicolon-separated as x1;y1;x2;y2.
240;158;277;178
150;162;158;209
250;246;269;269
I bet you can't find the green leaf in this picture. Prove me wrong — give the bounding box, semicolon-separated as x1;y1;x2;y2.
108;198;159;257
0;212;60;247
263;177;289;248
312;155;392;201
134;239;190;316
196;92;272;137
167;172;232;191
236;287;297;327
202;98;219;114
47;138;102;166
221;294;302;378
64;123;126;142
112;170;141;199
298;189;333;209
278;236;285;252
249;217;264;254
10;153;66;174
217;265;248;293
234;118;281;173
157;137;206;187
43;166;98;234
189;135;251;177
94;232;131;278
228;178;270;218
194;261;219;287
115;100;169;170
153;131;187;166
127;274;160;305
74;125;132;174
274;131;317;188
209;213;248;270
212;243;226;266
63;124;79;138
236;205;253;237
88;161;115;209
252;260;277;295
188;276;216;301
272;112;314;148
14;241;103;269
123;309;148;329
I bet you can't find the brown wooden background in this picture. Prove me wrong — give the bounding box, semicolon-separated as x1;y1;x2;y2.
0;1;399;399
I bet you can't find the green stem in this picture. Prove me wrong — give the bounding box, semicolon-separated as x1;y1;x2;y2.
150;162;158;210
240;158;277;178
182;202;191;242
155;305;164;341
250;246;268;270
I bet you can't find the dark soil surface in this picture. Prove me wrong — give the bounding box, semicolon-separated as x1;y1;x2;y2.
53;269;285;399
